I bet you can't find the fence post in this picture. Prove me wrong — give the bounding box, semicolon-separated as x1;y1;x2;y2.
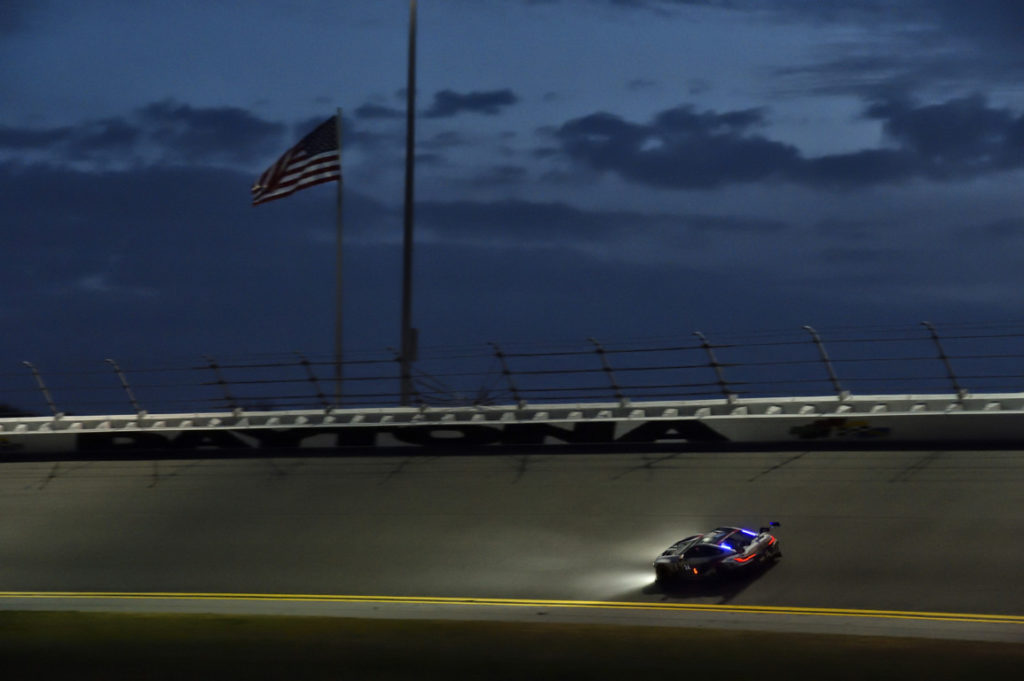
203;355;238;413
22;361;62;418
921;321;967;401
105;359;145;417
488;342;524;407
802;326;849;400
295;352;330;411
588;337;627;405
693;332;735;403
387;347;423;407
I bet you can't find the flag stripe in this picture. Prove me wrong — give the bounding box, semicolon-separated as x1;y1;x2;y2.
252;116;341;205
255;158;341;203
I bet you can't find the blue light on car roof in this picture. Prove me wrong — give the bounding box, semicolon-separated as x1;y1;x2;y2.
739;528;757;537
720;543;734;551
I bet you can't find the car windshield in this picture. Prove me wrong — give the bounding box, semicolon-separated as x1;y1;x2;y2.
699;529;734;545
664;535;701;555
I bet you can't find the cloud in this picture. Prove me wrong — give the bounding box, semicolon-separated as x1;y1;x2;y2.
626;78;658;92
932;0;1024;50
0;159;396;362
865;94;1024;174
960;217;1024;240
819;246;898;264
2;153;1022;376
355;103;403;119
0;101;287;168
466;164;529;187
0;158;802;367
0;103;399;171
421;130;470;150
554;106;801;189
137;100;286;164
554;96;1024;189
0;124;72;149
416;198;788;253
423;89;519;118
603;2;1023;98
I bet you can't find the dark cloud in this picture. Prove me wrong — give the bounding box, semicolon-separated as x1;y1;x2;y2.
64;118;141;160
554;106;801;189
600;0;1024;60
1;157;1020;378
417;198;787;243
796;148;919;188
772;54;925;100
588;0;909;22
0;104;398;170
0;124;71;149
865;94;1024;174
355;103;403;119
554;96;1024;189
609;1;1024;99
0;101;287;167
819;246;898;264
423;89;519;118
626;78;658;92
138;100;285;164
777;10;1024;98
0;160;396;360
421;130;469;150
933;0;1024;49
813;218;878;243
467;164;529;187
0;118;145;166
961;217;1024;240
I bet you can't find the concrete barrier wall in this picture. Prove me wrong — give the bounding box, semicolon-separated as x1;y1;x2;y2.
2;393;1023;457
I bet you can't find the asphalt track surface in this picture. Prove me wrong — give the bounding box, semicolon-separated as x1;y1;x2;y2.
2;449;1023;641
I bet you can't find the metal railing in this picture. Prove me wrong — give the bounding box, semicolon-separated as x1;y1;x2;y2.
3;321;1024;417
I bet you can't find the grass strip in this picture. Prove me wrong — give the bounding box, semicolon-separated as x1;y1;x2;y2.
1;610;1021;680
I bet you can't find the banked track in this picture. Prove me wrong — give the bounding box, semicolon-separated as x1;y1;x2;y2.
1;449;1022;641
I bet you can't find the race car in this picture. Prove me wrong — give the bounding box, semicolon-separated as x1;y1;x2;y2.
653;523;781;583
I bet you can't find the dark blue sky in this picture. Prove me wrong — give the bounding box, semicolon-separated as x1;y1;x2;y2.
3;0;1024;377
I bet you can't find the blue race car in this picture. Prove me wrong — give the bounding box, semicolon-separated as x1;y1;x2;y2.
654;523;781;583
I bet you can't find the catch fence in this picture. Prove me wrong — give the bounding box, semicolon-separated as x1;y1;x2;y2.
3;322;1023;417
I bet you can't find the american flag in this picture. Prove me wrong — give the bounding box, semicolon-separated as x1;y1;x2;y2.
252;115;341;205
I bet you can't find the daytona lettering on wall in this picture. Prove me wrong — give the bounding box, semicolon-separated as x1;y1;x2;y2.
74;420;729;452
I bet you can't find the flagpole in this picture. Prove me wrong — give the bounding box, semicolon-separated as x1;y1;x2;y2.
400;0;418;406
334;108;344;406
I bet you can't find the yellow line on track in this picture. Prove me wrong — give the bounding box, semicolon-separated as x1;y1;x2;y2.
1;592;1022;625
